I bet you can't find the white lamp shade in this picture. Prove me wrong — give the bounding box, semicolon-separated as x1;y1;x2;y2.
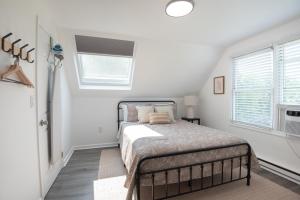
184;95;198;106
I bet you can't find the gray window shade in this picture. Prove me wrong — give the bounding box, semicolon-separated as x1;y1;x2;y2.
232;48;274;128
278;39;300;105
75;35;134;57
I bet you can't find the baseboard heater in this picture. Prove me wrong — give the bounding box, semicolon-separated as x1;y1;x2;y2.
258;158;300;183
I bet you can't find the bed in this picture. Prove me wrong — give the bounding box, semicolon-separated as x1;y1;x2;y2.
117;100;257;200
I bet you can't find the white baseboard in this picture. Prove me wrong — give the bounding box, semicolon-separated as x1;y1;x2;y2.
259;160;300;185
63;147;74;167
61;142;118;167
42;160;63;197
73;142;119;150
62;142;118;166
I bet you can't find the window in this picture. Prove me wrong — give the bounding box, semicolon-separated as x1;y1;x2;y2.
75;35;135;89
78;53;133;86
278;39;300;105
232;48;274;128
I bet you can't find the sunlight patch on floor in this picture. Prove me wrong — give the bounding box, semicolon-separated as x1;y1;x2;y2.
94;175;128;200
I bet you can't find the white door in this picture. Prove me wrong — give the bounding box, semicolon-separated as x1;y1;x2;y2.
36;23;61;197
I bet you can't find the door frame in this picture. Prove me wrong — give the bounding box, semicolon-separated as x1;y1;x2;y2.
35;16;63;198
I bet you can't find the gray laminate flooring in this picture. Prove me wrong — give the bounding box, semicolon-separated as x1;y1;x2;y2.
45;148;300;200
45;148;101;200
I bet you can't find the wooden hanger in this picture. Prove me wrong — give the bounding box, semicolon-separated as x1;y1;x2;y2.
0;57;34;88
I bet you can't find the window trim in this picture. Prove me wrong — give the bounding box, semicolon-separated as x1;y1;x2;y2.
232;47;274;129
231;36;300;133
75;50;136;91
77;52;133;84
276;38;300;106
230;120;286;137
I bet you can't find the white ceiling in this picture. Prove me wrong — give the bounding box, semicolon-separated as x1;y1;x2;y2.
49;0;300;47
47;0;300;97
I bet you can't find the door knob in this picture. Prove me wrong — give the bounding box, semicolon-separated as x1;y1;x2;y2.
40;120;48;126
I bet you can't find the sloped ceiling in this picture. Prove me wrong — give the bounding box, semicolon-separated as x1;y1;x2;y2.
59;29;222;97
49;0;300;97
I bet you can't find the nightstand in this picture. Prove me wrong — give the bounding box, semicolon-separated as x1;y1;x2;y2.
181;117;200;125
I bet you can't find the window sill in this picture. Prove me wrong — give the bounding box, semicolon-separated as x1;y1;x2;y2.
79;84;132;91
230;121;286;138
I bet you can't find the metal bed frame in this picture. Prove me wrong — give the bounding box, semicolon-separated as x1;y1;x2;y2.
117;100;251;200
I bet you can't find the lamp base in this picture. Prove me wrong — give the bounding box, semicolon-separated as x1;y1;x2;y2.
186;106;195;118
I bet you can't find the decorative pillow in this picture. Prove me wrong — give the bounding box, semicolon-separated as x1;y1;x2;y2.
154;105;175;122
154;103;177;114
136;106;154;123
149;112;171;125
121;104;138;122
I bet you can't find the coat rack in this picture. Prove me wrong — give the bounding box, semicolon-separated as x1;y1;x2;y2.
0;33;35;87
1;33;35;63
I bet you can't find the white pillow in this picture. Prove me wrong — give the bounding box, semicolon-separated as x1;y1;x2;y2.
155;105;175;122
136;106;154;123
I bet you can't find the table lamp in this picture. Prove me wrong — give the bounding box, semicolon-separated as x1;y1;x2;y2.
184;95;198;118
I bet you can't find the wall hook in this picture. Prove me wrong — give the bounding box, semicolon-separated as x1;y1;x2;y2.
1;32;34;64
26;48;35;63
1;33;13;52
19;44;29;60
11;39;22;56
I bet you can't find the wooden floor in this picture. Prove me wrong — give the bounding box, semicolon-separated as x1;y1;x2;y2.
45;149;101;200
45;148;300;200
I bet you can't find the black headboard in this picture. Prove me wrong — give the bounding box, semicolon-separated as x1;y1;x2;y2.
117;100;176;129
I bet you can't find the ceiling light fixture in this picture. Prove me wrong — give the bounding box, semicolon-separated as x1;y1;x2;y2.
165;0;194;17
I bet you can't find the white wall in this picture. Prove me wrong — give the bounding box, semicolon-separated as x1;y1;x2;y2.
199;17;300;176
0;1;41;200
0;1;72;199
59;28;222;98
71;97;184;148
58;28;207;149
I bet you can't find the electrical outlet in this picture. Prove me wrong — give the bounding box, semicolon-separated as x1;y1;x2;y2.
98;126;102;134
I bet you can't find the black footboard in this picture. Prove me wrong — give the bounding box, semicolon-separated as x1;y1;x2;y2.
135;143;251;200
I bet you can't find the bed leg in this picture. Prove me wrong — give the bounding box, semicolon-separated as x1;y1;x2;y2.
136;173;141;200
246;144;252;186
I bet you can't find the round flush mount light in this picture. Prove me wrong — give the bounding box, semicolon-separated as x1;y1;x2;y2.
165;0;194;17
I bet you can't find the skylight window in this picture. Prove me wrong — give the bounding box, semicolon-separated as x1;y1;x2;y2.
75;35;135;90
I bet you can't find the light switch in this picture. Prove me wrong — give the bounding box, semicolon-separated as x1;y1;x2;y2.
30;95;35;108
